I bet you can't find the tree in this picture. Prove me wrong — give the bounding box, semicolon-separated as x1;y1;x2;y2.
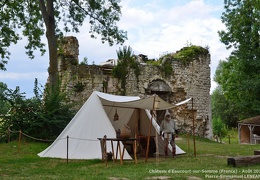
217;0;260;119
0;0;127;92
0;82;10;115
219;0;260;56
211;85;239;127
112;46;140;95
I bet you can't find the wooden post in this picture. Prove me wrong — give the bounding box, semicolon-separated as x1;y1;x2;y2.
67;136;69;164
145;117;153;162
187;133;190;150
238;123;242;144
192;98;196;157
145;96;156;162
134;109;139;164
18;130;22;153
118;140;123;165
249;125;254;144
134;138;137;164
7;127;10;143
104;135;108;167
110;140;115;163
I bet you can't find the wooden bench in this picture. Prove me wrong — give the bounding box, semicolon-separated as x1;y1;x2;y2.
254;150;260;155
227;155;260;167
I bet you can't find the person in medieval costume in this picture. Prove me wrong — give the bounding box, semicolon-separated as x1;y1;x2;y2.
160;111;178;157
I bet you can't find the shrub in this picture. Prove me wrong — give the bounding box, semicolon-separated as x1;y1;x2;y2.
0;79;75;141
213;117;228;142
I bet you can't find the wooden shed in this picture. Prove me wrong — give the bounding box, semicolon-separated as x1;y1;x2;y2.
238;115;260;144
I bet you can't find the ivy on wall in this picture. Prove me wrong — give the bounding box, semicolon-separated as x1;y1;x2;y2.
145;58;172;77
161;61;173;77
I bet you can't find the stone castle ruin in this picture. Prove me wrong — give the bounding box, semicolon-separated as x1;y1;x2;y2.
56;36;212;139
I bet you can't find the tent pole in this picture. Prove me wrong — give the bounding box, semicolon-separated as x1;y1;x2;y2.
145;95;156;162
134;109;140;164
136;109;140;135
145;112;153;162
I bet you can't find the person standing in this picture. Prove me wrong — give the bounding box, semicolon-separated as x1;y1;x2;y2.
160;112;178;157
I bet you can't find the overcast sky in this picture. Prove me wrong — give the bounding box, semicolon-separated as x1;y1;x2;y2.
0;0;231;98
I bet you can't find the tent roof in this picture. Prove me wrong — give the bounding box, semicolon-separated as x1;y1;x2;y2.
239;115;260;125
96;91;191;110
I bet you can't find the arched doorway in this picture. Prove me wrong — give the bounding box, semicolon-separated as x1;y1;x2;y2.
146;79;172;123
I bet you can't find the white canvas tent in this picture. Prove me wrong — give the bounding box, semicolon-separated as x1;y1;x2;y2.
38;91;188;159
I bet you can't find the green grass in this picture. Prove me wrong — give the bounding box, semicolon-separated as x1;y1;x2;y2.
1;134;260;180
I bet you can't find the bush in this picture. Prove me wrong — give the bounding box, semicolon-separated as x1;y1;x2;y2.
0;79;75;141
213;117;228;142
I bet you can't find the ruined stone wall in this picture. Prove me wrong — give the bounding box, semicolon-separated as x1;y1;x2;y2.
56;36;212;139
122;55;211;138
171;57;211;138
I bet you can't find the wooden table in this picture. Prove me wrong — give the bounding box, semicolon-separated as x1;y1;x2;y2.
98;137;138;165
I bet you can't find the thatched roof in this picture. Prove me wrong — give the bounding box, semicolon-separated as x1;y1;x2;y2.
239;115;260;125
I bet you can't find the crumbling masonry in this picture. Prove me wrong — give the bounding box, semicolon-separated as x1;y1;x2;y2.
55;36;212;139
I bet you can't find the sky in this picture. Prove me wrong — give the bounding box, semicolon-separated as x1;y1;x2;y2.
0;0;231;98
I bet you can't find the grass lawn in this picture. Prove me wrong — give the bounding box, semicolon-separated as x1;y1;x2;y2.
1;134;260;180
